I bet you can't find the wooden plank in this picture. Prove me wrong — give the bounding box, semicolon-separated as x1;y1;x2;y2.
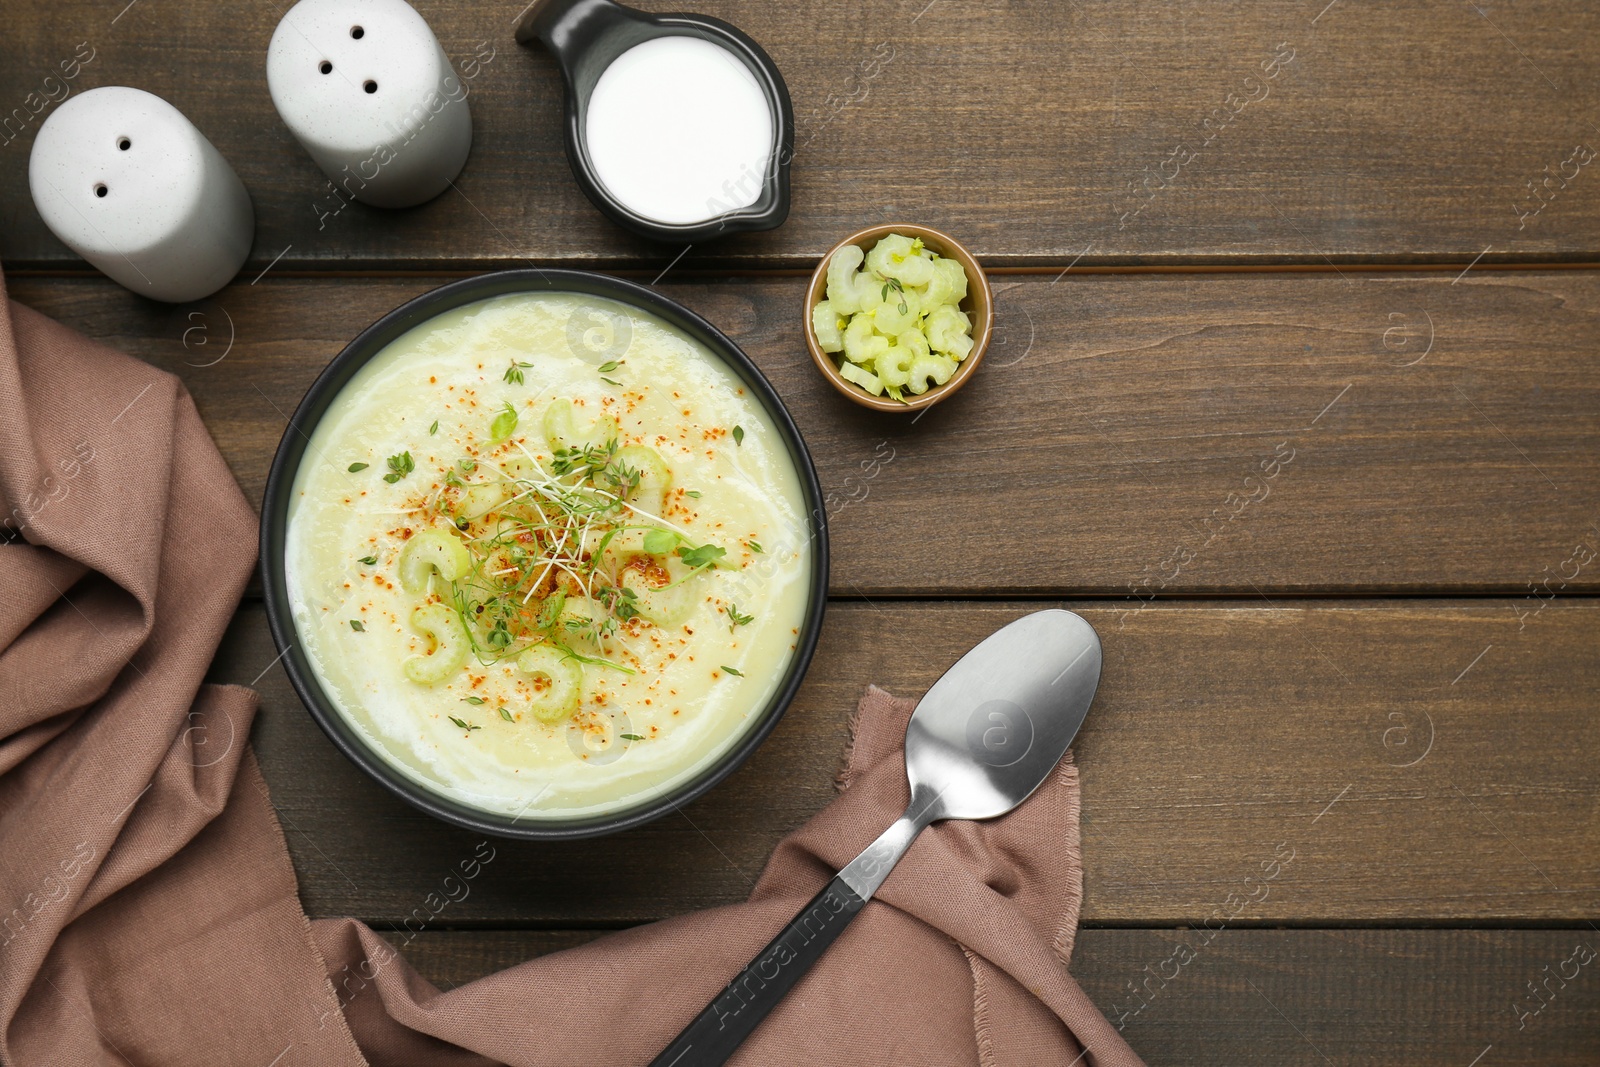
210;599;1600;926
5;1;1600;269
12;270;1600;595
396;928;1600;1067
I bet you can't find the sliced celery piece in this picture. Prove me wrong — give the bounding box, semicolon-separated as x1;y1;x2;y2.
403;603;470;685
826;244;866;314
843;314;889;366
875;344;913;388
459;481;511;521
838;359;886;396
851;269;885;312
623;556;698;626
614;444;671;515
907;353;958;394
870;285;921;335
898;327;931;362
865;233;935;286
922;257;969;307
811;299;846;353
398;528;471;594
925;305;975;361
555;594;616;657
543;399;619;453
515;644;584;723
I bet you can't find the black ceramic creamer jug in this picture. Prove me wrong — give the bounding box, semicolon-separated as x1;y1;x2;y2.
515;0;794;243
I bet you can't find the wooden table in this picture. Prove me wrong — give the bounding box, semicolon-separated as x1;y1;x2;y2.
5;1;1600;1062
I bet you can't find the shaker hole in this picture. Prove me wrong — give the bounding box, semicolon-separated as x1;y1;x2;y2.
350;25;364;38
363;80;377;94
93;183;107;198
319;60;333;74
117;137;131;151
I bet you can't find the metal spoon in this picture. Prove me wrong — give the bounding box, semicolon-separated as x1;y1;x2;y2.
649;608;1103;1067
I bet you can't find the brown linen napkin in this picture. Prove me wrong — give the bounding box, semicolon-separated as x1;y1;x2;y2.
0;273;1143;1067
312;687;1146;1067
0;274;365;1067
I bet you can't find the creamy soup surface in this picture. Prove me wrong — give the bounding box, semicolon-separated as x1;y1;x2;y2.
286;292;813;819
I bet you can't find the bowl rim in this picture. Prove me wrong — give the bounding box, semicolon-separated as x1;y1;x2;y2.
803;222;993;413
259;268;830;840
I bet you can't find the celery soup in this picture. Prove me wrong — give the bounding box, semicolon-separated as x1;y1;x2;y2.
285;290;813;820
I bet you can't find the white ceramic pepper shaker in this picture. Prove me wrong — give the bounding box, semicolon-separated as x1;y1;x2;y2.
266;0;472;209
28;86;254;304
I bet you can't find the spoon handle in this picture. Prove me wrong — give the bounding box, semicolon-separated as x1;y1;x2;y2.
646;875;863;1067
648;812;924;1067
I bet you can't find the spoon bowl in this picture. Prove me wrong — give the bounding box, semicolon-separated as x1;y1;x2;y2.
906;609;1102;823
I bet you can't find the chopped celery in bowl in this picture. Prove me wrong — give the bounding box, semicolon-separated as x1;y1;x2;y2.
803;224;992;412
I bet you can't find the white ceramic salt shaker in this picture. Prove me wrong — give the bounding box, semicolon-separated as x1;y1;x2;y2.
266;0;472;209
28;86;254;304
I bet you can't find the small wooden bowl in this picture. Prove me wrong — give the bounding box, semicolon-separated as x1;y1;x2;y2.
804;223;993;412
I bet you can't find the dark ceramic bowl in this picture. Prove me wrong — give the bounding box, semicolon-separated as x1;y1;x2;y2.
260;270;828;840
515;0;793;243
